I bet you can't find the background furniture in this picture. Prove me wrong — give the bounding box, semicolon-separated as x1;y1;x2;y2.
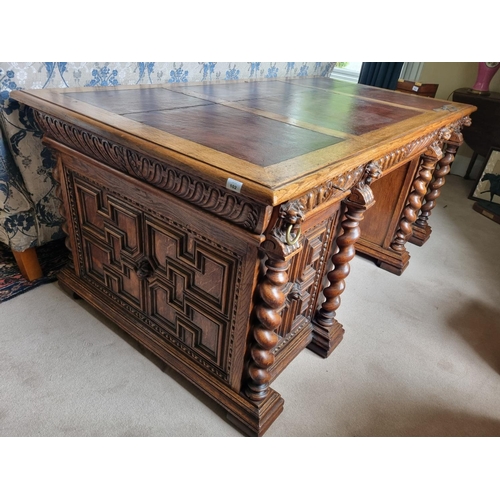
452;88;500;179
0;62;334;280
396;79;439;98
13;78;473;435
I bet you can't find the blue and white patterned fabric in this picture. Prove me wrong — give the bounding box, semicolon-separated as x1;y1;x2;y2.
0;62;335;252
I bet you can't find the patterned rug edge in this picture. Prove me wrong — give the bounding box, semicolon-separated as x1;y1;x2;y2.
0;240;69;304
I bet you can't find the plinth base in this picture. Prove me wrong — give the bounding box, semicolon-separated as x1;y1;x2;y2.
409;224;432;246
308;319;345;358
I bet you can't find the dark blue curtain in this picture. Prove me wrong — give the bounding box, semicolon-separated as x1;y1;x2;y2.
358;62;404;90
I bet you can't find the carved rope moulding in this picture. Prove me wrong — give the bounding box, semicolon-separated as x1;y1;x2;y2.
35;111;264;233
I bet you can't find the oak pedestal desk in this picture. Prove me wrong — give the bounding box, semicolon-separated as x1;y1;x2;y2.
12;78;475;436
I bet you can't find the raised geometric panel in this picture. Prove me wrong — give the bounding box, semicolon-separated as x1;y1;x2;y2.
73;177;145;308
68;169;243;383
145;216;236;371
146;217;235;315
76;179;143;259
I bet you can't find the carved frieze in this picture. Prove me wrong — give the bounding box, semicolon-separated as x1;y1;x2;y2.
375;126;450;173
35;111;265;234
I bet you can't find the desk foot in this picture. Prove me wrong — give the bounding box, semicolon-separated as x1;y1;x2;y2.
226;390;284;437
308;320;345;358
378;258;409;276
356;239;411;276
409;224;432;246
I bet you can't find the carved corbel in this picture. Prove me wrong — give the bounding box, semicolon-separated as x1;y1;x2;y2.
345;161;381;210
462;115;472;128
261;199;305;259
438;126;452;144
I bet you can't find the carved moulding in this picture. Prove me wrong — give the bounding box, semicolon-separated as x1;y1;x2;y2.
34;111;266;234
374;125;453;174
284;164;365;217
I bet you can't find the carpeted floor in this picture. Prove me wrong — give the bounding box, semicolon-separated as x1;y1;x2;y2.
1;174;500;437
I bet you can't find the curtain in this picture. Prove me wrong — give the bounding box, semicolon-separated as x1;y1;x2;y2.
358;62;404;90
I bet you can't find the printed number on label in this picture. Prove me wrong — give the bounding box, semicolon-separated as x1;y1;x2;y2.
226;178;243;193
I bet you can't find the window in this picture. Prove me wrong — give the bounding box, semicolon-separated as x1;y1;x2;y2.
330;62;363;83
331;62;423;84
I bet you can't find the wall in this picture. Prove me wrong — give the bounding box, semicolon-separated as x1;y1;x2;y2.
419;62;500;101
419;62;500;174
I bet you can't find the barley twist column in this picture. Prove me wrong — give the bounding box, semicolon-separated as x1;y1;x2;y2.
416;142;457;228
313;201;364;328
411;125;467;246
245;201;304;402
391;143;442;253
246;258;290;401
309;162;381;358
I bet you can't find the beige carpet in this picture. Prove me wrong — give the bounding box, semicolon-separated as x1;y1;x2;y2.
1;174;500;437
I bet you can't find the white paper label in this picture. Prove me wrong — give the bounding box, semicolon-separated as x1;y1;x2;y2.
412;85;419;92
226;178;243;193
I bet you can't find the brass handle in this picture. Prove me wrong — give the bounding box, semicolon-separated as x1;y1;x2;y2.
285;224;301;245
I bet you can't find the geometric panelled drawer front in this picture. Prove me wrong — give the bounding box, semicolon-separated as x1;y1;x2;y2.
70;171;243;383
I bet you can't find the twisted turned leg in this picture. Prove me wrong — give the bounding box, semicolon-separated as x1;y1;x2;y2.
309;163;379;358
381;144;442;275
410;130;464;246
245;257;290;401
225;201;304;435
308;200;365;357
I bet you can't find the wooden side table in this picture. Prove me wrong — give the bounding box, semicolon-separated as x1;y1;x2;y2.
396;79;439;98
452;88;500;179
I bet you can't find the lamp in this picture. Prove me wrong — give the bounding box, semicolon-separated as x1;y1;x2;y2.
468;62;500;96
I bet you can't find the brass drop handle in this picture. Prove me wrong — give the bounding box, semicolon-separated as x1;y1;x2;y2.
285;223;301;245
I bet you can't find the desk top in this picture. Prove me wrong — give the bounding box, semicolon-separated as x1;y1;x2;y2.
12;77;475;205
